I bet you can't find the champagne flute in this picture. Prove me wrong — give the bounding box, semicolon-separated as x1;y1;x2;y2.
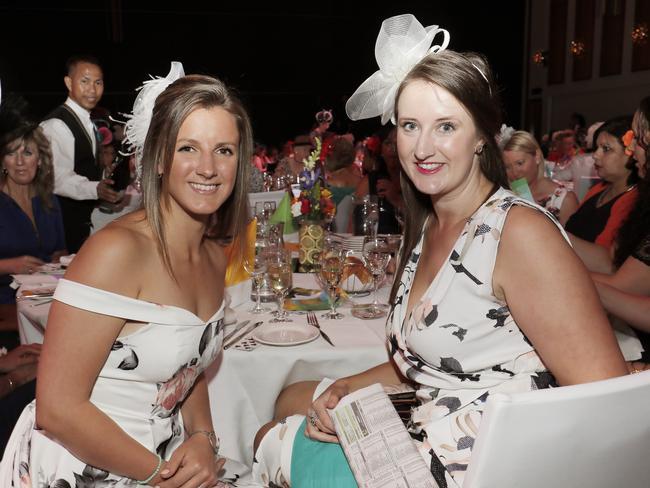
315;240;346;319
267;250;293;323
243;254;269;314
362;235;391;318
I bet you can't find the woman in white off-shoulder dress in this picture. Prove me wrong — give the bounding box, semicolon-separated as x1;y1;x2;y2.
0;68;253;487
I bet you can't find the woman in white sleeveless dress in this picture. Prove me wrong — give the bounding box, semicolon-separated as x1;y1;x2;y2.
0;70;253;487
253;15;628;488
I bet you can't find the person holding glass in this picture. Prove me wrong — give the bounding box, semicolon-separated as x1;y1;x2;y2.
253;15;627;487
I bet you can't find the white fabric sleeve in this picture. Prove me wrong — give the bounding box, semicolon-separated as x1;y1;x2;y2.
40;118;99;200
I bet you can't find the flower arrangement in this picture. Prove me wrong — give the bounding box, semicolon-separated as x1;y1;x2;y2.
290;137;336;222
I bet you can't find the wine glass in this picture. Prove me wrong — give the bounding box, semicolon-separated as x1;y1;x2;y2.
362;235;391;318
243;253;270;314
315;237;347;319
266;250;293;323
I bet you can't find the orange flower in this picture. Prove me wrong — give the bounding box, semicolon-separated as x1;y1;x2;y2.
622;130;635;156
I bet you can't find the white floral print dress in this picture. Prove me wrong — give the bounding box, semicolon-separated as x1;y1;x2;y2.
0;279;239;487
388;187;565;488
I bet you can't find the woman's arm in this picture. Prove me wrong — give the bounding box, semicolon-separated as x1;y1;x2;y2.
567;232;614;274
158;373;224;487
306;360;407;442
558;191;579;227
592;256;650;296
594;281;650;333
495;207;627;386
35;227;164;483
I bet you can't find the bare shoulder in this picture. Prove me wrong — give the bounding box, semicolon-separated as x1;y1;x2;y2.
500;205;567;249
64;213;154;296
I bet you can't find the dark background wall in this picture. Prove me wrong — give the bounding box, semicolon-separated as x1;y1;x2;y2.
0;1;526;148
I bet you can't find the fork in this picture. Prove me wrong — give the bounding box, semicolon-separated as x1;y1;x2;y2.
307;312;335;346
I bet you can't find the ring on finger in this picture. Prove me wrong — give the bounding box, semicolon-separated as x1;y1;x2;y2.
308;410;318;428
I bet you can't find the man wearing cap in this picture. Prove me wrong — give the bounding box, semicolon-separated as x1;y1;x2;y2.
40;54;120;252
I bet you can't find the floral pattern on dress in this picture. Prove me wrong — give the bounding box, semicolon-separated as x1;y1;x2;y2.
389;188;565;488
537;184;569;221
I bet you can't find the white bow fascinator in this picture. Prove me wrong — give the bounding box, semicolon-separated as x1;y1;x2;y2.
345;14;450;125
123;61;185;182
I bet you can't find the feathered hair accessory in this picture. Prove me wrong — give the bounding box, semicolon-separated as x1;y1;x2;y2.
345;14;450;125
122;61;185;183
496;124;516;151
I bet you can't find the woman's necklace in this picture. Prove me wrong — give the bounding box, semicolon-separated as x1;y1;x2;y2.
596;183;636;207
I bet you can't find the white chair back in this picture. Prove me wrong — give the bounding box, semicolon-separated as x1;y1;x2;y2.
248;190;286;219
464;370;650;488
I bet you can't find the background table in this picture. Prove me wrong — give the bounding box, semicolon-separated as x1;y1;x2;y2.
16;272;390;474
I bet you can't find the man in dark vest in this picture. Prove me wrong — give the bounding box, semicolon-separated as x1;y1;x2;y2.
40;55;120;252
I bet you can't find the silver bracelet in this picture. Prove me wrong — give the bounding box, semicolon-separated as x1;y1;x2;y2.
190;430;220;457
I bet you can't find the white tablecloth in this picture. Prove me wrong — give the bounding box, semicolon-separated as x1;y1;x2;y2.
16;273;389;473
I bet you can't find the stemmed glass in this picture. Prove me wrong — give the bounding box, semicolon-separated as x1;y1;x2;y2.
266;250;293;323
362;235;391;318
315;236;347;319
243;253;269;314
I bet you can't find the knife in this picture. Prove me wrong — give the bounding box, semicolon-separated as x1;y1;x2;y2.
223;321;263;350
222;320;250;344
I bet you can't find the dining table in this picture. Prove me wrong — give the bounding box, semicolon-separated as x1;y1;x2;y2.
14;269;391;476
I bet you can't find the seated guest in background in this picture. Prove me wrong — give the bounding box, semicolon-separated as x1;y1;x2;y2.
273;134;313;187
0;69;249;486
502;130;579;225
0;342;41;454
592;96;650;362
325;136;366;233
253;15;627;488
546;129;581;185
324;136;365;205
565;116;638;272
355;126;402;234
0;102;66;305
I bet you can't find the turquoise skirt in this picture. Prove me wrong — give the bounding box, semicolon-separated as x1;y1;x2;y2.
290;418;358;487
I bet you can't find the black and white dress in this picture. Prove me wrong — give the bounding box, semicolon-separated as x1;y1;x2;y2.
388;188;561;487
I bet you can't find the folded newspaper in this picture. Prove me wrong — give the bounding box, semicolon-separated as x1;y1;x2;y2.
328;383;436;487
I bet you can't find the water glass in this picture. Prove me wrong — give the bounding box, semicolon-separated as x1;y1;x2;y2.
362;236;391;318
266;250;293;323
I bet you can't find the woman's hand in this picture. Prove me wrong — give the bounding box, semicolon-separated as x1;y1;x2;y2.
1;255;45;274
156;434;225;488
627;361;650;374
305;380;351;443
0;343;41;373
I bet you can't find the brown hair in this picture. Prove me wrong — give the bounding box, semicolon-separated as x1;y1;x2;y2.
1;126;56;210
325;137;356;172
390;50;507;303
140;74;252;274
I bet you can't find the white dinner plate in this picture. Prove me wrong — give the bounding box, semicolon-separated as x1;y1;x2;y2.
253;323;319;347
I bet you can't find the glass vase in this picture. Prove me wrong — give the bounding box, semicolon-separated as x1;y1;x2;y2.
298;219;324;273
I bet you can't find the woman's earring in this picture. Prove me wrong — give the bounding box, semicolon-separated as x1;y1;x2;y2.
474;145;484;155
1;167;7;175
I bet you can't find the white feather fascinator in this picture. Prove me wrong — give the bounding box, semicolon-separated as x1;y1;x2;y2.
345;14;450;125
123;61;185;182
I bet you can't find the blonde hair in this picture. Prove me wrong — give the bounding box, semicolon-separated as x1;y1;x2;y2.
140;74;252;275
502;130;545;179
